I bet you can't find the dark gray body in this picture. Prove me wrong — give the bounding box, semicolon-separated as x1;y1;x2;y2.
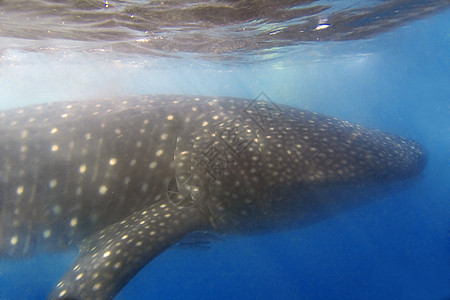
0;95;426;299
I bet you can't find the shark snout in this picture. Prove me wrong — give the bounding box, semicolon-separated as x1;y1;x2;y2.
377;137;427;182
406;141;427;177
340;130;428;184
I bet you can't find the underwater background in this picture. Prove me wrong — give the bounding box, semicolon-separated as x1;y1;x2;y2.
0;1;449;299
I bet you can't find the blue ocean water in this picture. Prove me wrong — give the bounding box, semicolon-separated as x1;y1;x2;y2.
0;4;449;300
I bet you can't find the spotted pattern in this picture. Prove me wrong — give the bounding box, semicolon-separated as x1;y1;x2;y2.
49;203;206;300
0;95;426;300
0;96;181;257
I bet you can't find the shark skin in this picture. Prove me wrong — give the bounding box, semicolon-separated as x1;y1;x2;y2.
0;95;426;299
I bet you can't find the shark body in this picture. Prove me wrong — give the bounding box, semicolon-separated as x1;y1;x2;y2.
0;95;426;299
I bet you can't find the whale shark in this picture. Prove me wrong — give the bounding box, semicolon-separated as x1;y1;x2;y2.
0;94;426;299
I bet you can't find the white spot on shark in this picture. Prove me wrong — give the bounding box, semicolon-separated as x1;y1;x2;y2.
52;205;62;215
16;186;24;195
58;290;67;297
43;230;52;238
99;185;108;195
49;179;57;188
70;217;78;227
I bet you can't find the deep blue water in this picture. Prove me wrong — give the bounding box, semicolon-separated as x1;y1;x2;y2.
0;6;449;300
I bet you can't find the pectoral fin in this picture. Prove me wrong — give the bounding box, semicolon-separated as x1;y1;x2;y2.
49;200;207;300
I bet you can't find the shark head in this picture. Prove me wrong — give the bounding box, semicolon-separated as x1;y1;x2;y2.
172;97;427;231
